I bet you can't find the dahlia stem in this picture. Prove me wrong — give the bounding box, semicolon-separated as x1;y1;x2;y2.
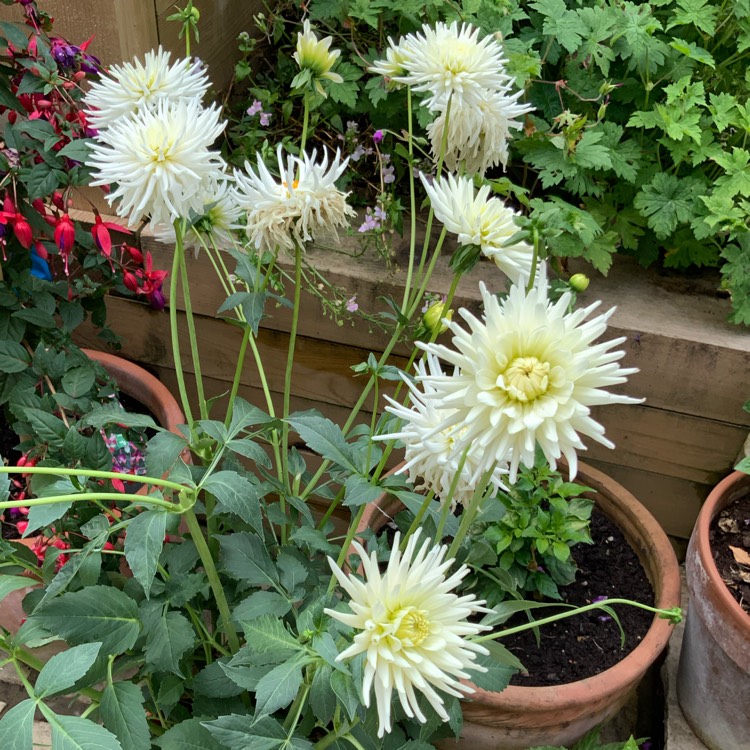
0;493;179;512
447;464;498;560
525;225;541;293
434;445;471;543
400;489;436;551
401;87;417;312
475;599;683;644
328;504;367;595
224;324;252;429
169;221;195;436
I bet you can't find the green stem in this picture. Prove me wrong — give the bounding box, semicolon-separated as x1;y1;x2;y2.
0;465;186;493
446;465;497;560
182;509;240;653
475;599;682;643
283;681;311;733
525;226;541;293
179;234;208;420
400;489;435;550
169;222;195;435
0;492;179;512
400;87;417;312
300;94;311;154
224;325;252;429
313;719;359;750
328;504;367;595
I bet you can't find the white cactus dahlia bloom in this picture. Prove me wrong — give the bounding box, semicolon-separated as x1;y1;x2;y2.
421;173;535;285
153;177;241;254
419;277;642;483
84;47;210;129
293;19;343;95
233;145;355;253
86;99;226;228
428;89;533;174
390;22;512;110
325;532;489;737
376;354;507;507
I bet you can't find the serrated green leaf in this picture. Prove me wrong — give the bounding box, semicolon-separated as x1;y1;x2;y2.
234;590;291;623
286;411;360;472
145;432;189;478
144;610;195;675
124;510;167;599
531;0;586;53
58;139;92;163
61;367;96;399
42;710;123;750
192;659;245;698
241;614;304;655
203;470;263;533
310;664;336;726
35;642;102;698
156;718;224;750
219;532;279;587
0;699;35;750
0;574;37;603
669;38;715;68
100;681;150;750
24;407;69;446
667;0;718;36
201;715;286;750
32;586;140;655
82;404;158;431
634;173;702;238
255;656;306;715
331;669;361;721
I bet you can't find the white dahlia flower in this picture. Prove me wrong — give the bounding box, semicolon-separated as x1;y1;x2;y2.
293;19;343;96
84;47;210;129
376;354;507;507
325;531;489;737
232;144;355;253
369;37;411;83
428;89;532;174
419;277;642;483
392;22;511;110
153;178;241;254
421;173;534;284
86;99;226;228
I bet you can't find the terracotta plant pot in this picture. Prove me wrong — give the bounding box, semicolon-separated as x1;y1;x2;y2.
358;461;681;750
677;470;750;750
0;350;186;633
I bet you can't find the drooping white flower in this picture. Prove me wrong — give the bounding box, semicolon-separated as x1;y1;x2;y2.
391;22;512;110
293;19;343;96
376;354;507;507
84;47;210;129
86;99;226;228
428;89;532;174
325;531;489;737
232;145;355;253
153;177;241;254
421;173;535;284
419;276;642;483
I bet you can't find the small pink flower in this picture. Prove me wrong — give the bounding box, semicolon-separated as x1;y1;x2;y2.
373;130;384;144
247;100;263;116
346;296;358;312
259;112;271;127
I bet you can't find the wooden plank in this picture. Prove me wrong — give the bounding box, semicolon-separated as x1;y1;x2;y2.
73;295;407;411
582;458;708;540
155;0;263;90
0;1;159;67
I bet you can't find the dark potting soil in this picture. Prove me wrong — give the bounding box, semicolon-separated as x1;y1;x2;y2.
504;508;655;687
709;495;750;615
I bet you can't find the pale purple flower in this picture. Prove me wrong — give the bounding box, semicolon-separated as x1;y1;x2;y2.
247;99;263;116
374;206;387;221
346;296;359;312
259;112;271;127
358;213;380;233
373;129;384;144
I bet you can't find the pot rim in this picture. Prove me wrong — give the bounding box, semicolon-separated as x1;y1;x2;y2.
360;460;681;711
688;470;750;633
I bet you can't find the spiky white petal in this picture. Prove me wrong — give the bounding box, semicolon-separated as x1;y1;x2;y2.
391;22;512;110
421;173;534;285
369;37;411;83
232;144;355;253
428;89;532;174
84;47;210;129
376;354;507;507
418;275;642;483
325;532;489;737
86;99;226;228
152;177;241;254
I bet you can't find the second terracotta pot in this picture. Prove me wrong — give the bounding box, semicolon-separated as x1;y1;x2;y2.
359;461;681;750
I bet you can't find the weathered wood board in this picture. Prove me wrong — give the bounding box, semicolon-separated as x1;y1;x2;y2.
73;214;750;540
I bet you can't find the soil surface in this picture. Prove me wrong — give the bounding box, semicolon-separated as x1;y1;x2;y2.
709;495;750;614
504;508;655;687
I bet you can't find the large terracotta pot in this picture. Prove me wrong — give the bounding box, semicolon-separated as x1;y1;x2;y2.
359;461;681;750
0;350;186;633
677;470;750;750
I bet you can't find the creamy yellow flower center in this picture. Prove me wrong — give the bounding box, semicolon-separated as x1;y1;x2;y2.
442;41;473;75
502;356;550;402
396;610;431;646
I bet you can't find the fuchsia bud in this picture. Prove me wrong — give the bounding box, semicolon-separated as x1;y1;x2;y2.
34;240;48;260
123;271;139;292
13;213;32;249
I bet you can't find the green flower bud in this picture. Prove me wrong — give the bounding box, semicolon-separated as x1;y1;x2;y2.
569;273;590;292
423;300;453;334
189;6;200;22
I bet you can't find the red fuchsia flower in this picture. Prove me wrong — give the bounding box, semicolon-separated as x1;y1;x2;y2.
140;252;168;309
12;213;33;249
54;213;76;253
91;212;130;256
